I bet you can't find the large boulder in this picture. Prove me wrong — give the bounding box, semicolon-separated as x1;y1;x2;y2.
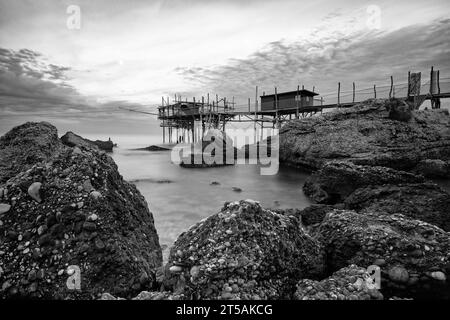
316;210;450;299
414;159;450;179
0;123;162;299
162;200;325;299
303;162;424;204
0;122;62;183
61;131;114;152
344;183;450;232
279;99;450;171
294;264;383;300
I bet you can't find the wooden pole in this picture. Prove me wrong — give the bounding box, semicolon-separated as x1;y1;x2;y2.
430;66;434;95
374;85;376;99
248;98;251;112
296;85;300;119
437;70;441;94
407;71;411;97
275;87;278;128
352;82;355;103
338;82;341;107
389;76;393;99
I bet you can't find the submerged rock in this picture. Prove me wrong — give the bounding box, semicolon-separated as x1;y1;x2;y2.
0;122;162;299
316;210;450;299
163;200;325;299
279;99;450;171
294;265;383;300
303;162;423;204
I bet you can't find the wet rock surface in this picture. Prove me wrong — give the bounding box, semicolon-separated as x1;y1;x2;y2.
294;264;383;300
279;99;450;171
0;122;162;299
61;131;114;152
303;161;424;204
316;210;450;299
162;200;325;299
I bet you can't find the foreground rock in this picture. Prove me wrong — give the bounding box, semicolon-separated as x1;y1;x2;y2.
61;131;114;152
316;210;450;299
0;122;162;299
303;162;424;204
345;183;450;231
280;99;450;170
162;200;325;299
294;265;383;300
0;122;63;183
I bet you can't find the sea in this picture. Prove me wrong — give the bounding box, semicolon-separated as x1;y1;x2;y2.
82;134;313;254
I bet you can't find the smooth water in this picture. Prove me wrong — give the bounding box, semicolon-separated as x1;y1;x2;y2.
98;135;312;251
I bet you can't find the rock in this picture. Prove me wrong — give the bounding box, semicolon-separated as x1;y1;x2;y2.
388;266;409;283
163;200;325;299
316;210;450;299
27;182;42;203
0;203;11;214
231;187;242;192
294;265;383;300
414;159;450;178
179;129;236;168
87;214;98;222
0;122;162;299
61;131;114;152
210;181;220;185
279;99;450;171
303;162;423;204
387;99;412;122
169;266;183;273
345;183;450;231
273;205;337;227
90;191;102;200
430;271;446;281
100;292;117;300
0;122;62;183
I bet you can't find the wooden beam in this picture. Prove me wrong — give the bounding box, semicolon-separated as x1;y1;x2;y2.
389;76;393;98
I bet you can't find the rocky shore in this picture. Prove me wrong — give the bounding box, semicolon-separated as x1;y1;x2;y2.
1;98;449;300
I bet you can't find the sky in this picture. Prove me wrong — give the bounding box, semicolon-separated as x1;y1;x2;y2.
0;0;449;137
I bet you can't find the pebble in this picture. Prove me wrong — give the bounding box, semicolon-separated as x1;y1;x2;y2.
23;248;30;254
28;182;42;203
87;214;98;222
169;265;183;273
37;225;47;235
0;203;11;214
190;266;200;278
430;271;446;281
83;180;94;192
388;266;409;283
90;191;102;200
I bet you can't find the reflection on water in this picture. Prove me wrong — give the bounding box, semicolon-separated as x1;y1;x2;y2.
110;145;312;250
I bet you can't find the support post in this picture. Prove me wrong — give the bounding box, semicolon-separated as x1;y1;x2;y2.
352;82;355;103
338;82;341;107
374;85;376;99
407;71;411;97
275;87;278;128
437;70;441;94
296;85;300;119
430;66;434;95
389;76;393;99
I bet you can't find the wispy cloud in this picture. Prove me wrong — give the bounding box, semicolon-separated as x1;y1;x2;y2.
174;19;450;103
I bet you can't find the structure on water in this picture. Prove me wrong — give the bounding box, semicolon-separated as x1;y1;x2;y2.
156;67;450;144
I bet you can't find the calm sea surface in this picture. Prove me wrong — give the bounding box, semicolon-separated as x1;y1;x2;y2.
85;134;312;251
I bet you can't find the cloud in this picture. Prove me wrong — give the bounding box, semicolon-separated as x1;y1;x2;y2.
0;47;156;121
174;18;450;105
